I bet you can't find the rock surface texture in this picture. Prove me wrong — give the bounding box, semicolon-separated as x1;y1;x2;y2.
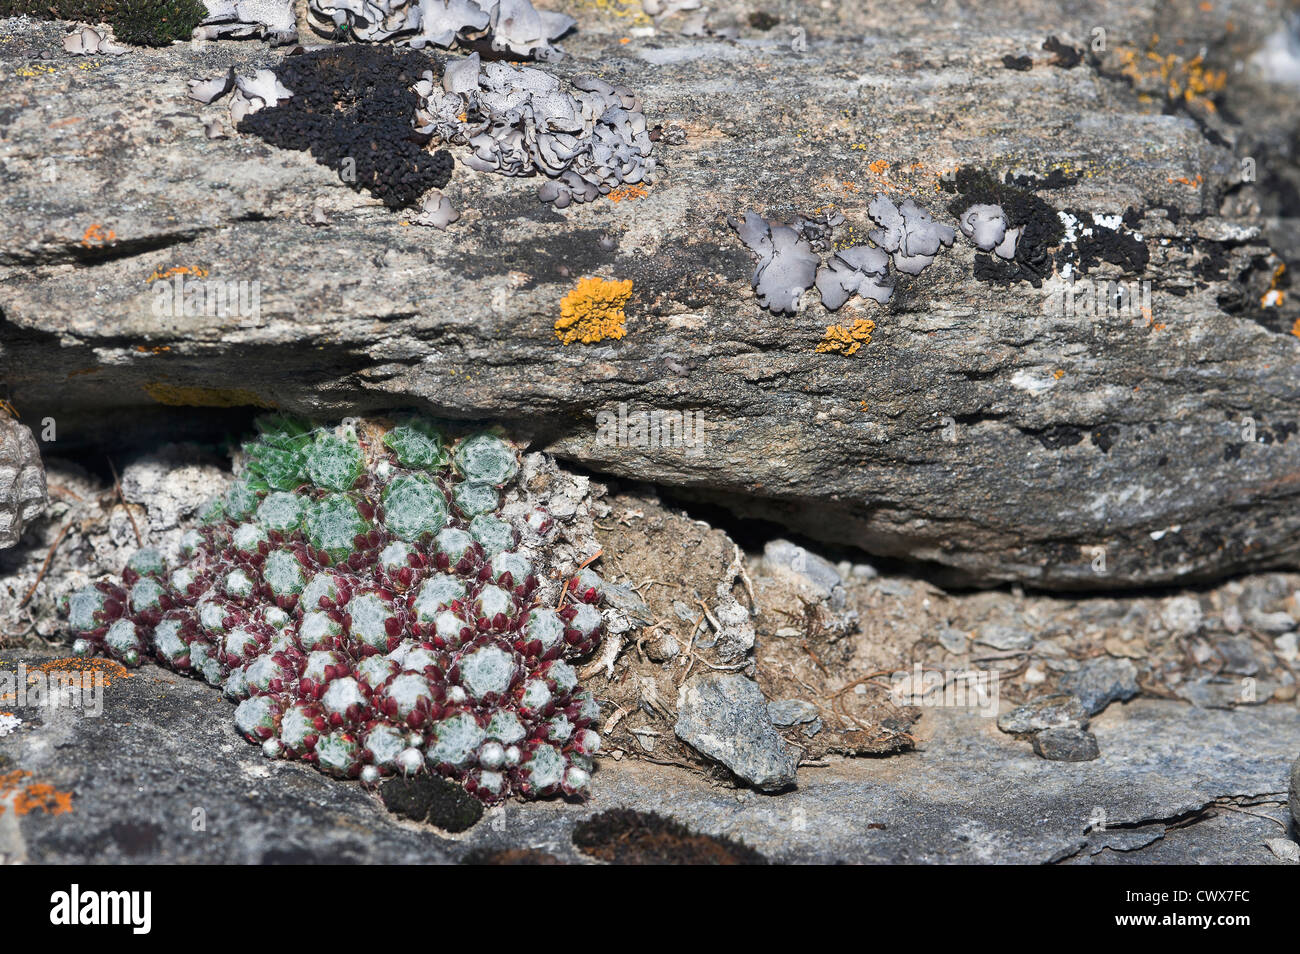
0;651;1294;863
1;3;1299;588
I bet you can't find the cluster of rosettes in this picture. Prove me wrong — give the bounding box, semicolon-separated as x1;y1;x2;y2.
62;418;605;802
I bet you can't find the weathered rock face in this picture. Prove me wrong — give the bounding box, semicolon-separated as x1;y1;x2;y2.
3;650;1295;863
0;414;46;548
1;2;1298;588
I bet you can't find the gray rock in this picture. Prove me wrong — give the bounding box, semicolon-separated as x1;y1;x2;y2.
1215;636;1261;676
975;624;1033;651
768;698;820;726
0;414;46;549
762;540;845;609
937;627;968;654
1290;755;1300;831
5;650;1296;863
1;12;1298;589
998;694;1091;736
1249;610;1298;635
1032;727;1101;762
1176;677;1254;709
674;672;798;792
1059;658;1140;715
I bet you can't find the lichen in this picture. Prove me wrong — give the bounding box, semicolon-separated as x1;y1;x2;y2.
815;317;875;355
414;57;657;208
555;277;633;345
61;417;607;802
308;0;574;58
232;46;455;210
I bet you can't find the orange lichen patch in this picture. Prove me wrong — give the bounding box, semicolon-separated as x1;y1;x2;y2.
815;318;875;355
1262;263;1286;308
1053;368;1065;379
0;658;132;704
868;159;889;176
135;345;172;354
1291;318;1300;340
146;265;209;283
142;381;275;408
29;657;131;685
0;399;18;419
609;183;649;202
0;770;73;817
78;223;116;247
619;36;630;44
555;277;633;345
1167;174;1203;189
1116;45;1226;112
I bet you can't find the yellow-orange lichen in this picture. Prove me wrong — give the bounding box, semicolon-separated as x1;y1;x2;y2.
146;265;209;284
0;770;73;817
555;277;633;345
0;657;131;705
609;184;649;202
79;223;115;247
1291;318;1300;340
815;318;875;355
1116;44;1226;113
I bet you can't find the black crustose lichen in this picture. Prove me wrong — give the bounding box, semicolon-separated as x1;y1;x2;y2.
943;167;1065;288
239;46;453;210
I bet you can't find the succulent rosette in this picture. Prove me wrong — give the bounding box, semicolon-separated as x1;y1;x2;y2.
62;417;604;802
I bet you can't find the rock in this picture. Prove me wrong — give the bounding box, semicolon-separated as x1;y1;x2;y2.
6;648;1295;863
1032;727;1101;762
674;672;798;792
937;627;968;654
119;446;230;539
1;11;1298;589
997;694;1091;736
1275;632;1298;663
1215;636;1261;676
0;414;46;549
1266;838;1300;863
1248;610;1297;635
975;624;1033;651
1291;755;1300;831
1160;596;1203;636
1059;658;1140;716
768;698;820;726
762;539;845;609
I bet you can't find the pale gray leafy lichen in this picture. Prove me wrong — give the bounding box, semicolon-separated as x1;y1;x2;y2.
308;0;573;58
62;25;127;55
815;245;894;309
959;203;1021;260
867;193;956;275
412;55;656;207
728;211;820;314
196;0;298;44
